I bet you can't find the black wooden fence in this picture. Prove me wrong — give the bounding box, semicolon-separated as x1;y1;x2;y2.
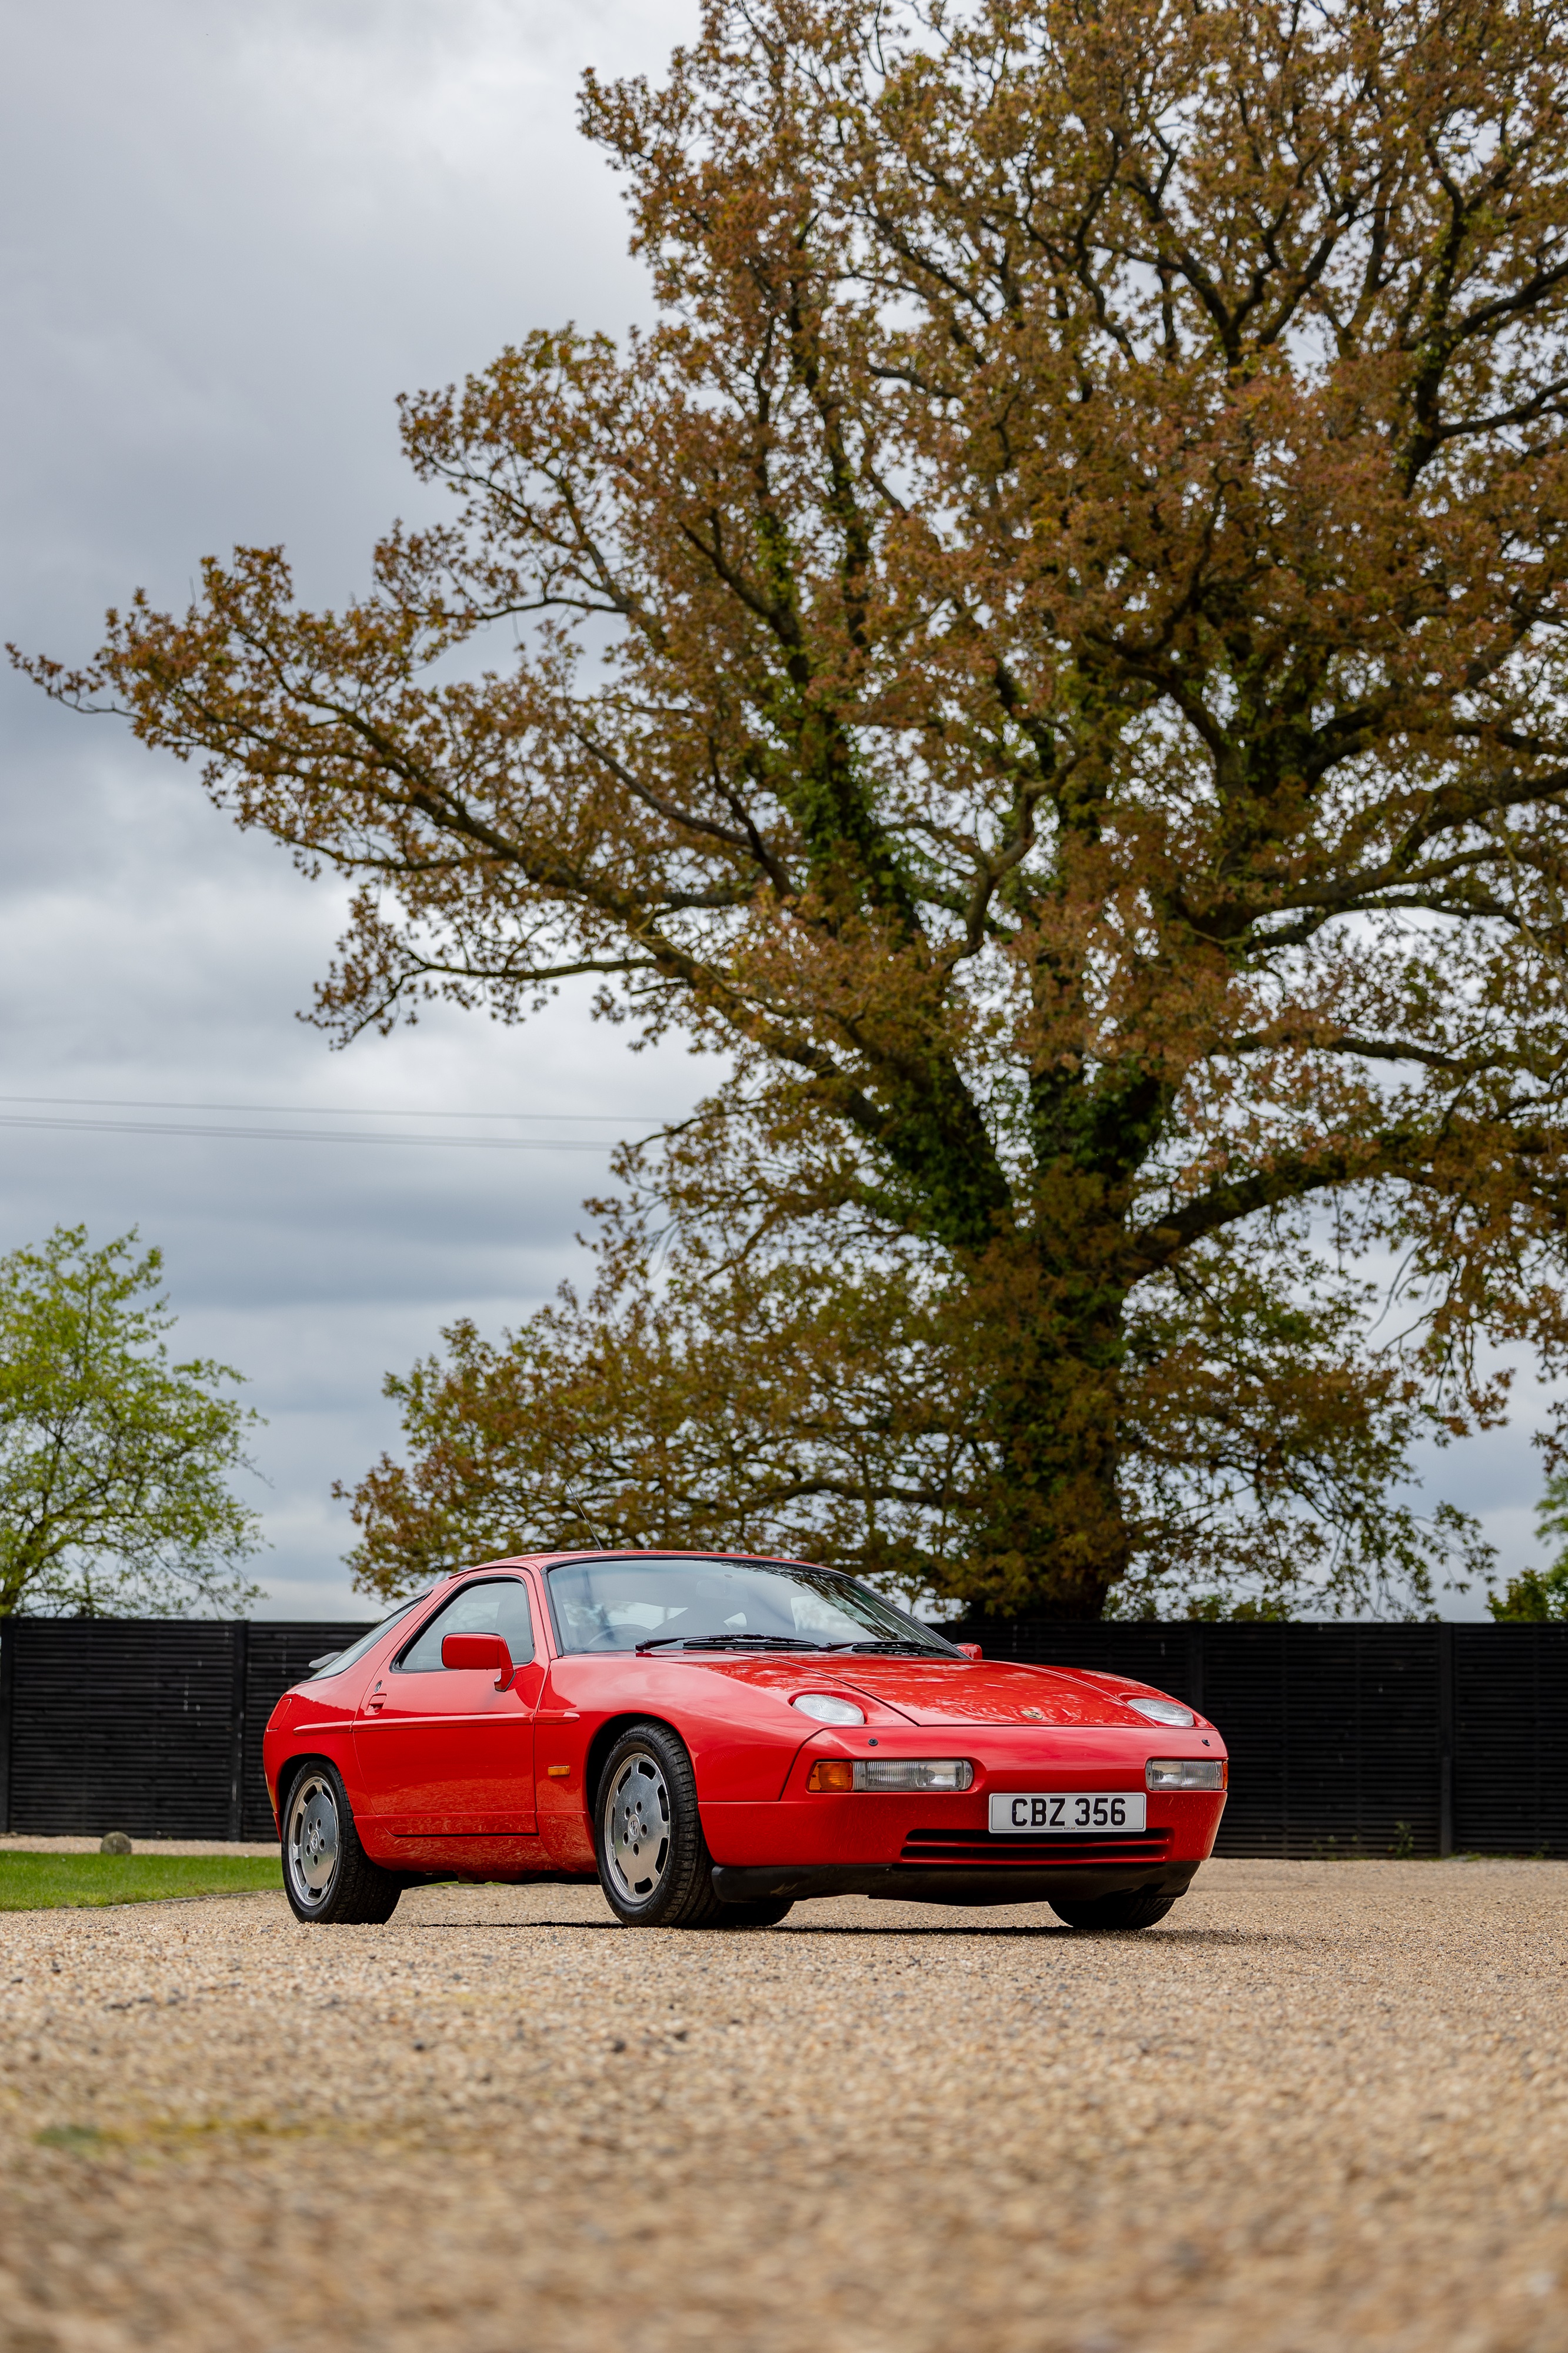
946;1618;1568;1858
0;1615;1563;1855
0;1619;373;1844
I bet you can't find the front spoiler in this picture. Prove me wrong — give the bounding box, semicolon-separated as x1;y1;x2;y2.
710;1858;1202;1909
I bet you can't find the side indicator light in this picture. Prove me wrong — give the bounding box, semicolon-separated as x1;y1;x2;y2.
546;1765;571;1779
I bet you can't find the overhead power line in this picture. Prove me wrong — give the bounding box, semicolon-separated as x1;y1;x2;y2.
0;1092;668;1122
0;1094;680;1151
0;1112;627;1149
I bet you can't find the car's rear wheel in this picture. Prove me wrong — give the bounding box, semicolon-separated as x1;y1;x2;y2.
281;1763;401;1925
596;1722;724;1928
1049;1889;1176;1931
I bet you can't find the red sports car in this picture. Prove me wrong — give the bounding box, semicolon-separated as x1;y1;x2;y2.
264;1551;1227;1932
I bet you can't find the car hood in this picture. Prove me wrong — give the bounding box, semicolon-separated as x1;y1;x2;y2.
685;1654;1173;1728
833;1659;1170;1727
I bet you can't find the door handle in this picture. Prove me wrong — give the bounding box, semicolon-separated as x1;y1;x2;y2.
365;1692;386;1713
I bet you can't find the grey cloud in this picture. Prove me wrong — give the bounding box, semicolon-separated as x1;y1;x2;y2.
1;0;702;1615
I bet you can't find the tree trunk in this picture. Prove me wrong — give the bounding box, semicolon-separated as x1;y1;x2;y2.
943;1236;1130;1619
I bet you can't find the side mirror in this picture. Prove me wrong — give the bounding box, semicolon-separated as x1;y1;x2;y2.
956;1642;983;1661
441;1632;515;1689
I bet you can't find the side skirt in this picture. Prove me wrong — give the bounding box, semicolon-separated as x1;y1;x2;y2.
391;1868;596;1888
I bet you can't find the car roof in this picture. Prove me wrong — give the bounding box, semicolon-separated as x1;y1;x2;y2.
455;1547;843;1575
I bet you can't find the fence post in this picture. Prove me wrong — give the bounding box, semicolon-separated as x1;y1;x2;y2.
1437;1622;1454;1857
1186;1623;1206;1718
226;1622;249;1843
0;1624;13;1834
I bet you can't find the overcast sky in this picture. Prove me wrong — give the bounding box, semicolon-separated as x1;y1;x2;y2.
0;0;1546;1618
0;0;706;1619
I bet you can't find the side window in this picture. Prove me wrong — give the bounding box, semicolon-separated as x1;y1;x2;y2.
395;1580;535;1673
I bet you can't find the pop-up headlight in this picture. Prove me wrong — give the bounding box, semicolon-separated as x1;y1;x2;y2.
1123;1696;1196;1728
791;1693;865;1725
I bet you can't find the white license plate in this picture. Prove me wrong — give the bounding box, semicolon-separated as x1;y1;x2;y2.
989;1791;1146;1834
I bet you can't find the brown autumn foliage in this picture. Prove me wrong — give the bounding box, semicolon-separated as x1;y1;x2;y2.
20;0;1568;1616
337;1119;1494;1618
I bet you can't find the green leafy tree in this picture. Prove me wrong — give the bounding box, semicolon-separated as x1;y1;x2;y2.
0;1227;264;1617
1488;1472;1568;1620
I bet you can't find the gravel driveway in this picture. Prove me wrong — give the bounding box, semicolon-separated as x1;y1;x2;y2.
1;1858;1564;2352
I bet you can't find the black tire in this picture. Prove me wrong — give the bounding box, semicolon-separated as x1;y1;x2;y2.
1049;1889;1176;1932
595;1721;723;1928
705;1898;795;1929
280;1761;402;1925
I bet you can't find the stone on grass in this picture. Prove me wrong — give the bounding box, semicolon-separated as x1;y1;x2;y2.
99;1831;132;1855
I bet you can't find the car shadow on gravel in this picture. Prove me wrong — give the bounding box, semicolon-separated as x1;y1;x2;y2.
770;1923;1272;1942
754;1922;1273;1943
390;1917;1273;1944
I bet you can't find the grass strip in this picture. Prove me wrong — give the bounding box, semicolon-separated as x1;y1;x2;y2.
0;1852;282;1910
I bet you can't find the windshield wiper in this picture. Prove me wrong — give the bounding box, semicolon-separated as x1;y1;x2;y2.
635;1633;826;1654
820;1639;955;1656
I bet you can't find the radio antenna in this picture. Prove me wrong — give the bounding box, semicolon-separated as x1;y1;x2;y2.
566;1484;609;1549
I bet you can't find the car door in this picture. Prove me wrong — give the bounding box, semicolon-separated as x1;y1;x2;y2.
353;1577;542;1834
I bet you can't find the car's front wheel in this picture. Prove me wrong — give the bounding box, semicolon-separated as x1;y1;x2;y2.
596;1722;724;1928
1049;1889;1176;1932
281;1763;401;1925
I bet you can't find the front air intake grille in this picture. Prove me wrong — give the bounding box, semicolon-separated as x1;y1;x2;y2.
900;1828;1174;1868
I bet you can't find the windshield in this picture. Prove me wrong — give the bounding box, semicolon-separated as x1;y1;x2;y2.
299;1594;430;1682
546;1555;958;1656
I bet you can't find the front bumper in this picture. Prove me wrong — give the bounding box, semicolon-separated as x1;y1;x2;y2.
711;1857;1203;1907
699;1722;1224;1905
701;1767;1225;1873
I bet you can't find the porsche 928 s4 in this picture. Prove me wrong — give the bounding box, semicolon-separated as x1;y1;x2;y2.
263;1551;1227;1932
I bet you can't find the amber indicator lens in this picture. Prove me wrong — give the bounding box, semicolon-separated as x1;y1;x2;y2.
1145;1758;1227;1791
806;1759;856;1792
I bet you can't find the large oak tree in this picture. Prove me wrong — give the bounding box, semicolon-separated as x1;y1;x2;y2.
24;0;1568;1615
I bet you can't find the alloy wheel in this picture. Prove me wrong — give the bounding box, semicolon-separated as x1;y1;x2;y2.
603;1749;672;1905
286;1772;341;1913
